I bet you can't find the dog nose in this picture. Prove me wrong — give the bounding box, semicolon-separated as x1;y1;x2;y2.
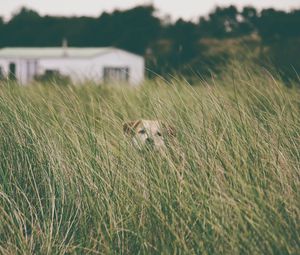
145;137;154;145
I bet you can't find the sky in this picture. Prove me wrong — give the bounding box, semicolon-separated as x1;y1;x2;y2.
1;0;300;21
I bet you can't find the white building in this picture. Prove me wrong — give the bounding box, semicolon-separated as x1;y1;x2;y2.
0;46;144;85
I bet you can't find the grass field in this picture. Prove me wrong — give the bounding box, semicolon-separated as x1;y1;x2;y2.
0;64;299;254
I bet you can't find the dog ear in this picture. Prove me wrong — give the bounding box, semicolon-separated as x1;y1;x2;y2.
123;120;141;135
161;122;176;137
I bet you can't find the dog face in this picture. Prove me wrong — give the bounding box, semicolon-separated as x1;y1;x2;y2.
123;120;175;150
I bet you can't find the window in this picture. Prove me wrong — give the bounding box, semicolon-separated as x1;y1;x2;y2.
0;66;3;80
9;63;16;80
34;69;70;85
103;67;129;82
44;69;60;77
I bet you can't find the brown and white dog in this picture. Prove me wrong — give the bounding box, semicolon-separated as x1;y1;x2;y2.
123;119;186;203
123;120;175;151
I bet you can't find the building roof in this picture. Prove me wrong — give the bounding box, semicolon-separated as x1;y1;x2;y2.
0;47;126;59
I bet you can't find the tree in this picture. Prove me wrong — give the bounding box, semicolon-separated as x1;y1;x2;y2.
165;19;198;64
256;8;285;43
0;5;161;54
199;6;240;38
239;6;258;35
94;5;161;54
0;7;41;46
0;16;4;40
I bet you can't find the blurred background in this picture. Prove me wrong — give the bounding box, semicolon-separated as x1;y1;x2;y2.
0;0;299;83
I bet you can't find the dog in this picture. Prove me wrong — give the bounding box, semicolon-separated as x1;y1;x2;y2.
123;119;186;200
123;120;175;151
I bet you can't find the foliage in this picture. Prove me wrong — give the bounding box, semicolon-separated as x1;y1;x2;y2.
0;63;299;254
0;6;161;55
0;5;300;79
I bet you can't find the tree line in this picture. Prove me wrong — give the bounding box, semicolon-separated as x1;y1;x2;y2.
0;5;300;80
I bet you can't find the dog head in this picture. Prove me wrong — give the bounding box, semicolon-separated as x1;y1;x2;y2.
123;120;175;150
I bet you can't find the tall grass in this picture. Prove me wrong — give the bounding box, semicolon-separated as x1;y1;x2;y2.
0;64;299;254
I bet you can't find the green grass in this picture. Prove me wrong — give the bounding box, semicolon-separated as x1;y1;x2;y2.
0;64;299;254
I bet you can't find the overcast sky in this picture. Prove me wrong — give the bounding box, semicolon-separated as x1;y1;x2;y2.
1;0;300;21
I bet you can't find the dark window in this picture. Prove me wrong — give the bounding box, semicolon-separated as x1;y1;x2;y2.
0;66;3;80
9;63;16;80
45;69;60;76
103;67;129;82
34;69;70;85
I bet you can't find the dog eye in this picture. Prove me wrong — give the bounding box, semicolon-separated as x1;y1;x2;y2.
138;129;146;134
157;132;162;136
